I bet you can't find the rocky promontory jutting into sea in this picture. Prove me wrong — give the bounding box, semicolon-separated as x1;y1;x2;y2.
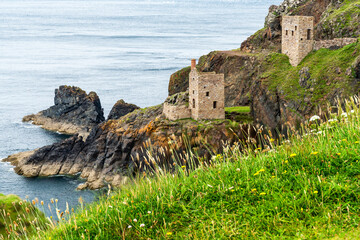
22;85;105;138
4;0;360;190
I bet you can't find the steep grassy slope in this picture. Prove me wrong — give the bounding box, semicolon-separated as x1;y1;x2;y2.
32;99;360;239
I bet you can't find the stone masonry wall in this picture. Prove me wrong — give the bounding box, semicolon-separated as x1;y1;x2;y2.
163;102;191;121
282;16;314;66
313;38;358;51
189;70;225;120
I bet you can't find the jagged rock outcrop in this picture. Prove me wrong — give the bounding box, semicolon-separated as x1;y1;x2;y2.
23;86;105;138
6;105;255;189
107;99;139;120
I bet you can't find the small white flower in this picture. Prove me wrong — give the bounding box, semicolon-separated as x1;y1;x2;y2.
341;112;348;118
133;219;137;222
140;223;145;227
228;186;234;190
207;184;213;188
328;119;337;123
109;205;113;208
309;115;320;122
147;211;151;214
128;225;132;229
316;131;323;134
351;110;355;114
236;168;240;172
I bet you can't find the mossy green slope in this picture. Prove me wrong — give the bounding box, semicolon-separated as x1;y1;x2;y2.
37;103;360;239
261;41;360;103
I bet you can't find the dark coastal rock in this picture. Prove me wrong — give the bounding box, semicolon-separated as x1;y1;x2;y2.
23;86;105;137
107;99;139;120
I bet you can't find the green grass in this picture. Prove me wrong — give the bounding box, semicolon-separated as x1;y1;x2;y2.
25;98;360;239
261;41;360;103
225;106;250;114
0;194;46;239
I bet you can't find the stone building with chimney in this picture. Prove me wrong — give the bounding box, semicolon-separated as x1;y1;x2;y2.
163;59;225;121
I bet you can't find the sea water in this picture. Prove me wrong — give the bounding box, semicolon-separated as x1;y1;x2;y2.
0;0;282;214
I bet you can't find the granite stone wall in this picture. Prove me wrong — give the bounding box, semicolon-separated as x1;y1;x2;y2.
163;102;191;121
313;38;358;51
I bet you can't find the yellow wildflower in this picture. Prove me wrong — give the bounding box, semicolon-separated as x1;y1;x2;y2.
285;160;288;164
259;192;266;196
181;166;186;168
311;152;318;155
258;169;265;172
290;154;297;157
283;170;287;174
313;191;318;194
253;172;259;176
251;188;257;192
271;176;276;178
167;232;173;236
336;153;341;156
355;141;359;144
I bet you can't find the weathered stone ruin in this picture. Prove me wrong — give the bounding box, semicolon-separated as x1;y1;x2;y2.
282;16;314;66
163;59;225;120
282;16;358;66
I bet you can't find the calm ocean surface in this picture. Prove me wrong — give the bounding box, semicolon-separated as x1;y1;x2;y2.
0;0;281;214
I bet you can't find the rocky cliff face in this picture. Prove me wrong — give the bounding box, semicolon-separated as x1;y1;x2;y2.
23;86;105;137
6;105;255;189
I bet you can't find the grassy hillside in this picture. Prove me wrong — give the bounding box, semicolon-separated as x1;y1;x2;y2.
0;194;46;239
25;97;360;239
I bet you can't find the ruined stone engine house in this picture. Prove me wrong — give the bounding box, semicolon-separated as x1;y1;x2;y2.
282;16;357;66
282;16;314;67
163;59;225;121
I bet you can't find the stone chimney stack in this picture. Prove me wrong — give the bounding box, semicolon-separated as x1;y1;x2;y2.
191;59;196;70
